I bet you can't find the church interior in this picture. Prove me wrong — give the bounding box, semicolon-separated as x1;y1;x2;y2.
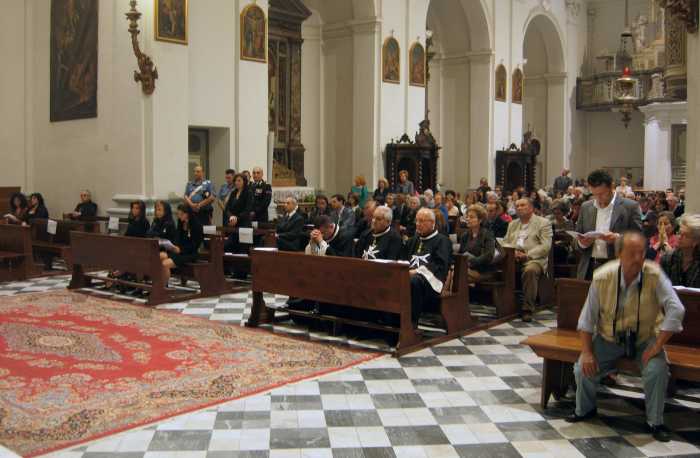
1;0;700;457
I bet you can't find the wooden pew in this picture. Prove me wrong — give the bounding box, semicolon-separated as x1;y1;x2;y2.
68;232;205;305
30;218;94;269
471;247;517;318
180;234;246;295
0;224;37;281
246;249;473;356
523;278;700;409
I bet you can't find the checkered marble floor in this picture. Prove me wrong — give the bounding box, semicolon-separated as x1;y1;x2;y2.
0;277;699;458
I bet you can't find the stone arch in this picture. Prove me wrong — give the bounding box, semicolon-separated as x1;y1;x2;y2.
522;11;567;187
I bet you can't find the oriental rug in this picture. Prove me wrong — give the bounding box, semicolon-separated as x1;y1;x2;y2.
0;291;378;457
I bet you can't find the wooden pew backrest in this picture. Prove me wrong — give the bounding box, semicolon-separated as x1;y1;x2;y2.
70;232;162;278
251;249;410;314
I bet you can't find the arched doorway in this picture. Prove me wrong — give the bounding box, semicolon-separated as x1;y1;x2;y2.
522;13;566;187
426;0;492;194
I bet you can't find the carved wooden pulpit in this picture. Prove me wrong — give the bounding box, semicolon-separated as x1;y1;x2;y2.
385;121;440;193
495;131;541;193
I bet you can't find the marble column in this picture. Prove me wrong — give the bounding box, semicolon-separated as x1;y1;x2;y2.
545;73;568;186
638;102;687;191
468;52;494;188
686;32;699;213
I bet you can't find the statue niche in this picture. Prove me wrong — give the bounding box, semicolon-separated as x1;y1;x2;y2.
268;0;311;186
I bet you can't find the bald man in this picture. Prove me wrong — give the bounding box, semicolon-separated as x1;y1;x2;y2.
184;166;215;226
569;232;684;442
250;166;272;222
401;208;452;327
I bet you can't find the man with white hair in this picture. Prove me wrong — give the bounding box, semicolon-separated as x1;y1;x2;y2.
401;208;452;326
250;166;272;222
70;190;98;219
276;197;305;251
355;206;402;260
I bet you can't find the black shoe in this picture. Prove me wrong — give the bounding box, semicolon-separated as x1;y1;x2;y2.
565;408;597;423
522;311;532;323
648;424;671;442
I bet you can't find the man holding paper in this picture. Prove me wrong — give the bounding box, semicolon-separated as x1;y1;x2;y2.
575;170;642;280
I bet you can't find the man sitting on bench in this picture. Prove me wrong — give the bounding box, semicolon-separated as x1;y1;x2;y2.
305;216;353;257
568;232;685;442
402;208;452;327
276;197;305;252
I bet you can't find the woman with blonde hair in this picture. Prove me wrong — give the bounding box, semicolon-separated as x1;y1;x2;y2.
373;177;390;204
351;175;369;208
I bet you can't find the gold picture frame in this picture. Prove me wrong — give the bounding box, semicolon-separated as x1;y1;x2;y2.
382;37;400;84
408;42;426;87
240;3;268;63
512;68;523;104
495;64;507;102
154;0;188;45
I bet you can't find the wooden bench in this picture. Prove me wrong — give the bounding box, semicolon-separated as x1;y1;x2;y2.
523;278;700;409
470;247;517;318
179;234;246;296
246;249;473;356
68;232;206;306
0;224;37;281
30;218;95;269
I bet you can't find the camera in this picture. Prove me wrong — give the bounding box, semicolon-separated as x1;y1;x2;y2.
616;329;638;358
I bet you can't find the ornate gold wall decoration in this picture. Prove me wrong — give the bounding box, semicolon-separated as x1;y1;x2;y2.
495;64;507;102
126;0;158;95
658;0;698;33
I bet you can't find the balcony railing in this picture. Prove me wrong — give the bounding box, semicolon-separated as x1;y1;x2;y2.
576;68;672;111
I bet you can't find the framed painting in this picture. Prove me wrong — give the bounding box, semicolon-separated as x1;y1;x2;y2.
155;0;188;44
512;68;523;104
495;64;507;102
50;0;98;122
240;4;267;63
382;37;400;84
409;42;426;87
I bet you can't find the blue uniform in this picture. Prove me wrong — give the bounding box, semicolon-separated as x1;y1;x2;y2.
185;179;214;225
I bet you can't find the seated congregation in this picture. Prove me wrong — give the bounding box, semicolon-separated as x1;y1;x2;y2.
2;166;700;444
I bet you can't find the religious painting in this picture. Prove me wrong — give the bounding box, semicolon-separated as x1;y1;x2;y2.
240;4;267;63
382;37;400;84
409;42;426;87
154;0;188;44
495;64;507;102
50;0;98;122
512;68;523;104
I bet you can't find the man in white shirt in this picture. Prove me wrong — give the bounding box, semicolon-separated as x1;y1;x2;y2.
576;170;642;279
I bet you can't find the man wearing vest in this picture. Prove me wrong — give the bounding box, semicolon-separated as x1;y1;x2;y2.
568;232;685;442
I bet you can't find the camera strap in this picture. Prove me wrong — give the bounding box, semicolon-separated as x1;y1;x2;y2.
612;264;643;338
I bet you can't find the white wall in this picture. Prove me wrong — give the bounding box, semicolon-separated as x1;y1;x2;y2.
585;111;645;182
0;0;26;190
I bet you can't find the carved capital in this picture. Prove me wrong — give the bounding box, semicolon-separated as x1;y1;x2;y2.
565;0;583;24
126;0;158;95
658;0;699;33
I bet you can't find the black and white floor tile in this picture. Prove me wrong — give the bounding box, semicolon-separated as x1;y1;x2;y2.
0;276;699;458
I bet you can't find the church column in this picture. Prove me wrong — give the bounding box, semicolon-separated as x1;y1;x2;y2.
686;31;699;213
639;102;687;191
545;73;567;185
351;19;381;184
468;52;494;188
235;0;269;176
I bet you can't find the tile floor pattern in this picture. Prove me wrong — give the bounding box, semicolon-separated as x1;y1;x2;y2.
0;277;699;457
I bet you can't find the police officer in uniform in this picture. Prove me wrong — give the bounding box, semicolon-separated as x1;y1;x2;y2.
184;166;215;226
250;166;272;223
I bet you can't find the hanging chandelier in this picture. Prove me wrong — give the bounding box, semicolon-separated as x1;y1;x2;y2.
614;67;639;128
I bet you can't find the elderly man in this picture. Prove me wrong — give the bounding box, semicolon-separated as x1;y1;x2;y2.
184;165;215;226
250;166;272;223
355;206;402;260
502;198;553;322
569;232;685;442
354;199;378;238
330;194;356;230
306;215;354;257
70;190;98;219
667;195;684;218
276;197;305;251
485;202;508;238
401;208;452;326
576;169;642;280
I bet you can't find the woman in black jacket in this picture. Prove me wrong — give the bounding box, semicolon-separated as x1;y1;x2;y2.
26;193;49;223
148;200;176;242
160;204;204;283
4;192;28;224
224;173;253;253
125;200;150;237
459;204;496;283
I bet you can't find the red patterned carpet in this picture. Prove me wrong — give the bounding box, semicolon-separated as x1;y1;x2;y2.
0;291;378;457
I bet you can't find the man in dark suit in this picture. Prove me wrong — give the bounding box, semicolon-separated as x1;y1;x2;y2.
330;194;356;231
250;166;272;223
553;168;573;195
276;197;305;251
575;169;642;279
305;215;354;257
485;202;508;238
